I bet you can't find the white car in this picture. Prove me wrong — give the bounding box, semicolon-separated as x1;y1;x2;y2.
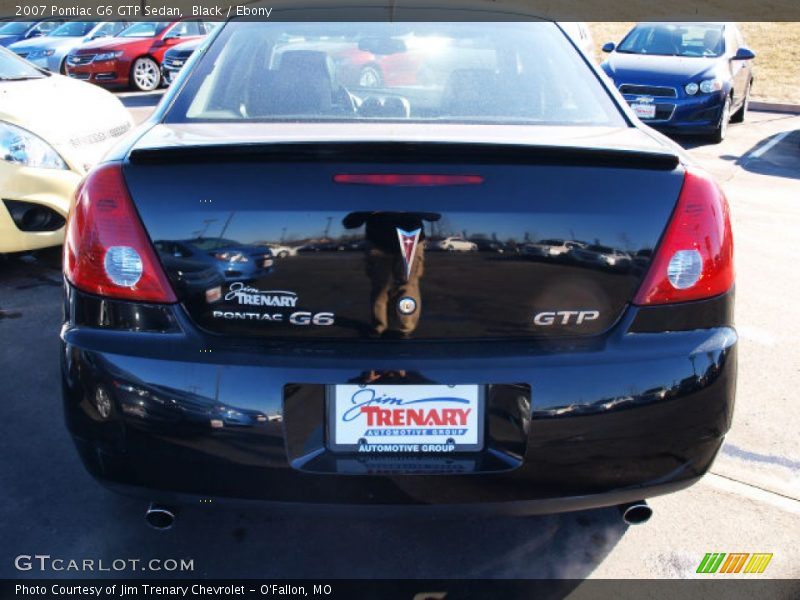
268;243;299;258
523;239;585;258
0;46;134;253
434;237;478;252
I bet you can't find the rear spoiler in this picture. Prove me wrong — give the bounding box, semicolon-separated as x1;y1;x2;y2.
129;142;680;171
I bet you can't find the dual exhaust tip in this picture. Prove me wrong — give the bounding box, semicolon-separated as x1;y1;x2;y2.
144;500;651;529
145;503;177;530
619;500;652;525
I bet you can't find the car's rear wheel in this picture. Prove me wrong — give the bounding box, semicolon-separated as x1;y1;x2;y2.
59;58;67;74
730;82;751;123
131;57;161;92
710;96;731;144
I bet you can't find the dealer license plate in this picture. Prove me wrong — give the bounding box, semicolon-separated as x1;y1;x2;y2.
328;384;483;453
631;102;657;119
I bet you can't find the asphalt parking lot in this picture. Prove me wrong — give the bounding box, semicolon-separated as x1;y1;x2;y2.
1;96;798;584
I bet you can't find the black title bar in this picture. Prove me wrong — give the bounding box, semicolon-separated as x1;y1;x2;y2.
1;0;800;22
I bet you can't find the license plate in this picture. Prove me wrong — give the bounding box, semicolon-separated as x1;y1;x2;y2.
328;384;483;453
262;258;273;268
631;102;656;119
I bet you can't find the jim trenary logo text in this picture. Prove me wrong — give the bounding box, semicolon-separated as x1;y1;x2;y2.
342;388;473;429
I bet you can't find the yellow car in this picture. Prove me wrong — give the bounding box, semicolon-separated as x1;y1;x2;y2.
1;46;134;254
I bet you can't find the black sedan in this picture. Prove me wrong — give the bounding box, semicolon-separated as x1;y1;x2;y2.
601;22;755;142
61;14;736;526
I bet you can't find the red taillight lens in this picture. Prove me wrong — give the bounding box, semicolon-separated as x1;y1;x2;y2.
333;173;483;186
634;168;733;305
64;163;176;303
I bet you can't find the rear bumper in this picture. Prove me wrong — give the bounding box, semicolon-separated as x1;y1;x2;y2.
61;289;737;513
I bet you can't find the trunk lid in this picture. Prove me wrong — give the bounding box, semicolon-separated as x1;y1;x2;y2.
123;124;684;340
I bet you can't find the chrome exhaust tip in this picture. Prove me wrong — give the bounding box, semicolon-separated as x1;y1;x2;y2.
620;500;652;525
145;503;177;530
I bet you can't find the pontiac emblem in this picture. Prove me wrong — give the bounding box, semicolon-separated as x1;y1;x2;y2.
396;227;421;281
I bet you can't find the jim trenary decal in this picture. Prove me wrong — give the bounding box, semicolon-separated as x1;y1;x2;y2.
212;282;335;325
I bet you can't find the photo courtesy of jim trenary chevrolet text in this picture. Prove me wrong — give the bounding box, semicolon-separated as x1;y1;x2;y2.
0;0;798;598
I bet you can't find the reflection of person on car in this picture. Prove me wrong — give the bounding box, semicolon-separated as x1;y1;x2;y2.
342;211;440;338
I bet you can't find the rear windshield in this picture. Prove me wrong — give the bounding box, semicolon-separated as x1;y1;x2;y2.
165;21;624;126
617;23;726;58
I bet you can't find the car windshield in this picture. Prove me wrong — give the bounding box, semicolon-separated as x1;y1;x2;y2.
118;22;170;38
166;21;624;126
50;21;98;37
0;47;45;80
0;21;33;35
617;23;726;57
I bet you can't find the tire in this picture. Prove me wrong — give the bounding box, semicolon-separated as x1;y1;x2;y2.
130;57;161;92
277;251;288;259
710;96;731;144
358;64;382;88
730;83;751;123
59;58;67;75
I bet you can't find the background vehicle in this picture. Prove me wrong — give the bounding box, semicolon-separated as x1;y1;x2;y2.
0;46;133;254
0;20;63;47
65;21;211;91
522;238;586;259
161;38;203;85
162;23;218;85
267;243;299;258
9;21;128;74
601;22;755;142
62;20;735;517
569;243;633;271
153;238;274;282
470;238;513;253
434;236;478;252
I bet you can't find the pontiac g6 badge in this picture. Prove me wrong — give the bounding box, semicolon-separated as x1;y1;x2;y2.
396;227;422;280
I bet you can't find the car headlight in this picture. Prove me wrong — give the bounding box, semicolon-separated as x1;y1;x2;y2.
213;252;249;263
28;49;55;59
0;121;67;170
685;82;699;95
94;51;123;62
699;79;722;94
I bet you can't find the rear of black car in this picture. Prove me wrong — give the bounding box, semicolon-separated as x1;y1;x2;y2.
60;18;736;514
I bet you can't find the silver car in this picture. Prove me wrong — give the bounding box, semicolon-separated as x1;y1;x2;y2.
9;21;128;73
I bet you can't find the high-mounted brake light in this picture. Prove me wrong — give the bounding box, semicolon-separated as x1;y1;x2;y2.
64;163;176;303
634;168;733;305
333;174;483;186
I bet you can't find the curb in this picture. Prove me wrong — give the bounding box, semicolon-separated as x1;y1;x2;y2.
750;101;800;115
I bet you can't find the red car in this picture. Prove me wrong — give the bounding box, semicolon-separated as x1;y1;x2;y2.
65;21;210;91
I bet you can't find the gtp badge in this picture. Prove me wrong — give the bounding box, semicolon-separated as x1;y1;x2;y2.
396;227;421;281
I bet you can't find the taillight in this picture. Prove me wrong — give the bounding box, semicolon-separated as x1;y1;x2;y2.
634;168;733;305
333;174;483;186
64;163;176;303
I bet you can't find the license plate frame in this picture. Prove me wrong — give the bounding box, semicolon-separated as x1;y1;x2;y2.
631;101;657;120
326;384;484;454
